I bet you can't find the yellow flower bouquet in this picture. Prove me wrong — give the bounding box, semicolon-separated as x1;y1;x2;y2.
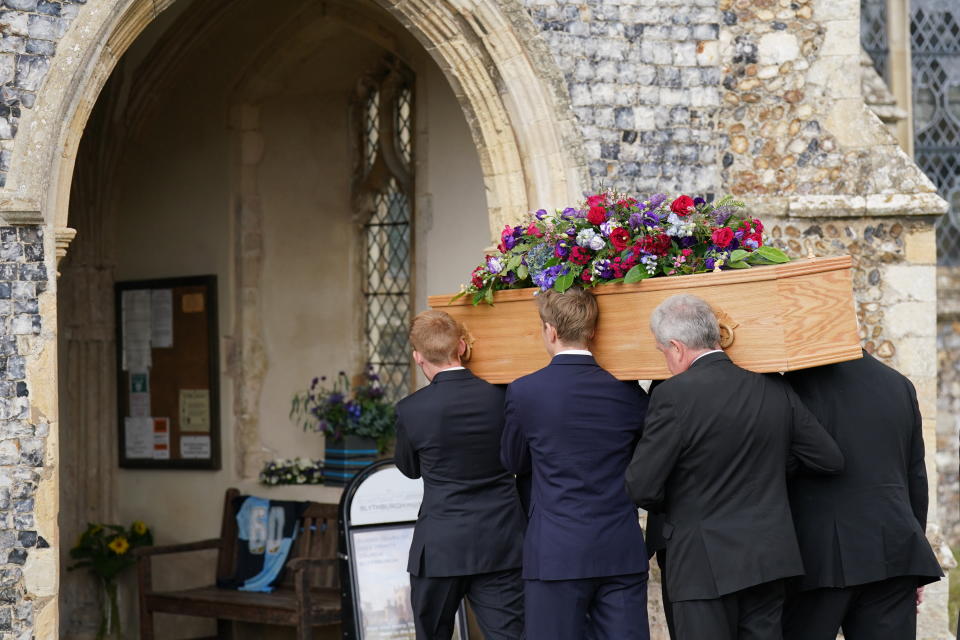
69;521;153;639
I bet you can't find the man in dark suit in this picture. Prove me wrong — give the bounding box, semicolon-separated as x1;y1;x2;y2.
781;350;943;640
395;310;526;640
501;287;650;640
625;294;844;640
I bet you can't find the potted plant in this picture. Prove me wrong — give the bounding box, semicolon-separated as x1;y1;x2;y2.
290;368;396;486
69;521;154;640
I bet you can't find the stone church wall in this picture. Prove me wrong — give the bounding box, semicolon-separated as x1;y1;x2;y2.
0;0;950;638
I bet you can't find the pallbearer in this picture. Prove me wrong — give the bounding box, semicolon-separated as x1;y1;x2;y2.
501;287;651;640
394;310;525;640
782;351;943;640
625;294;844;640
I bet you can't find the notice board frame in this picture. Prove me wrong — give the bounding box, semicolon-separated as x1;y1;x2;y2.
114;275;221;470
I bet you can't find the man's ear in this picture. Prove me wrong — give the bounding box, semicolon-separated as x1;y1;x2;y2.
668;339;683;355
544;322;559;344
412;350;424;367
457;338;467;358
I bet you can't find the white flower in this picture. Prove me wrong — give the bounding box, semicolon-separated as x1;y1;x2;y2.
599;220;615;237
589;235;606;251
576;228;597;247
486;255;503;274
665;213;695;238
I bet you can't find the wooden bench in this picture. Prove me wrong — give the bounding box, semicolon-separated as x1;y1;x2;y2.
134;488;340;639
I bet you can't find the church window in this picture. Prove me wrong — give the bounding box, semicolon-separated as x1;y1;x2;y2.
355;62;415;401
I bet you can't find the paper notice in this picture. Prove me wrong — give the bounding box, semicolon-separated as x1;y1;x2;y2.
152;417;170;460
124;417;153;459
179;389;210;432
182;292;205;314
150;289;174;348
129;372;150;417
180;435;211;459
121;290;152;372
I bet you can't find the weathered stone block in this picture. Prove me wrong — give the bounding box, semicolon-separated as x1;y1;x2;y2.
12;55;49;92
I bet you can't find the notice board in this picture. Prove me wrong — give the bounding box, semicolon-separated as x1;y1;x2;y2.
115;275;221;469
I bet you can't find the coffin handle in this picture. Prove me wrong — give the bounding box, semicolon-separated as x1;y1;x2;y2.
718;321;736;349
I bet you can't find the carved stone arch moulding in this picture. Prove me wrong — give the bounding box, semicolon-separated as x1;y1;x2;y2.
13;0;584;243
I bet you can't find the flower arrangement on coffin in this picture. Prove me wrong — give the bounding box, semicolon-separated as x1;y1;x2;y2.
456;192;790;305
69;521;154;639
259;458;325;485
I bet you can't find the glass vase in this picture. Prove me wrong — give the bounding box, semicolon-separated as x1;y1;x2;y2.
97;578;122;640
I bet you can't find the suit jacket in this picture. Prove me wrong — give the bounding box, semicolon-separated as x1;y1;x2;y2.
784;351;942;590
501;354;650;580
395;368;525;577
625;352;844;602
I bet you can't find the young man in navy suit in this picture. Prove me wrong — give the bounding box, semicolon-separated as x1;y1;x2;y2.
395;310;526;640
501;287;650;640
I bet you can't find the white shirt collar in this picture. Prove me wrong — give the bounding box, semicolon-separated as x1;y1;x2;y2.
555;349;593;356
692;349;723;364
436;365;466;373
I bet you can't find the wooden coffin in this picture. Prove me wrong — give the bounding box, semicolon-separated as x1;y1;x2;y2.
427;256;862;382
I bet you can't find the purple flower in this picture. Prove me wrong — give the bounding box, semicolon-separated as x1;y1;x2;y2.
535;209;549;220
712;206;734;226
486;255;503;274
328;392;344;405
679;236;697;248
592;259;616;280
554;240;570;258
501;272;517;285
743;237;759;250
705;257;716;270
694;196;706;207
648;193;668;208
311;377;319;389
532;264;569;290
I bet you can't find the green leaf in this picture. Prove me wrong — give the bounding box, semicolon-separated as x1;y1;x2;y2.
545;257;560;268
516;264;529;280
472;291;484;306
506;255;522;271
726;260;751;269
553;273;575;292
755;245;790;263
729;249;749;263
624;265;651;283
746;252;774;265
450;290;467;303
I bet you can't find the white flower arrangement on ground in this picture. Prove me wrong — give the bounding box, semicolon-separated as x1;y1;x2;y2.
259;458;324;485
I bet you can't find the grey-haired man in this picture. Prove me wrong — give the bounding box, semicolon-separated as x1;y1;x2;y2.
625;294;844;640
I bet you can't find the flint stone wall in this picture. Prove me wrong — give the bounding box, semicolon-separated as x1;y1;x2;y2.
0;225;48;639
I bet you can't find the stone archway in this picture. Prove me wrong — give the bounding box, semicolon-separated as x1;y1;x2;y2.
25;1;585;633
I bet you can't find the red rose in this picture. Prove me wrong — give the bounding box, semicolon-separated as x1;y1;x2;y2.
610;227;630;252
526;222;544;238
670;195;695;216
753;219;764;234
586;194;608;208
711;227;734;248
569;246;591;265
638;233;672;257
587;206;608;226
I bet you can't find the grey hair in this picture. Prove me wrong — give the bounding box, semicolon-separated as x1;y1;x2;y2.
649;294;721;349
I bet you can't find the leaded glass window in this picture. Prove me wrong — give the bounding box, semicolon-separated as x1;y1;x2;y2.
912;0;960;264
861;0;891;81
355;63;415;401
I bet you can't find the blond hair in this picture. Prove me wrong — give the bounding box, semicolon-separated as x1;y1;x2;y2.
536;287;598;347
409;310;464;365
